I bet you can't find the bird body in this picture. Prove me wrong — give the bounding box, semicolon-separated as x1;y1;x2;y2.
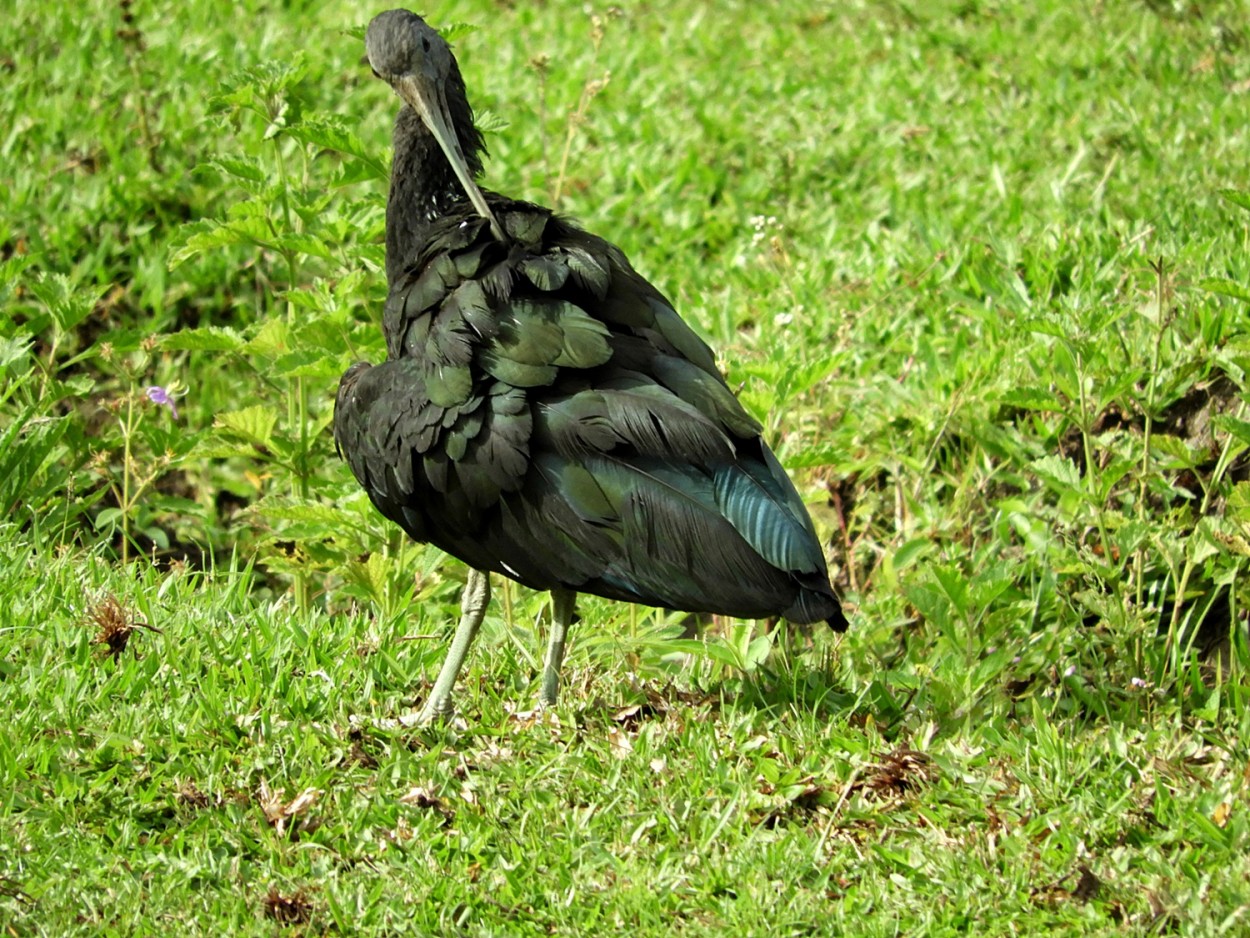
334;10;846;719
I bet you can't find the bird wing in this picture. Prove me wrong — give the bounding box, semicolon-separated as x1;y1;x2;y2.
334;200;843;625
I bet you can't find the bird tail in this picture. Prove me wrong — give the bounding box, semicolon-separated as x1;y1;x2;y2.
784;585;849;632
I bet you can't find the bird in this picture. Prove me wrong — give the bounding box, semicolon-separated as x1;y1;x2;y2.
334;8;847;723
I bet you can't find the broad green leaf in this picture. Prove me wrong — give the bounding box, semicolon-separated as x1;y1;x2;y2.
785;444;843;469
227;198;273;221
342;552;391;606
475;109;510;135
0;255;35;305
273;232;334;260
893;538;934;570
205;156;270;188
333;160;389;188
1212;414;1250;446
256;496;371;537
1000;387;1065;412
1228;482;1250;524
438;22;479;43
1149;434;1206;469
245;318;290;357
215;405;279;449
159;326;246;352
94;507;124;530
0;335;32;370
167;216;273;268
26;274;103;334
209;56;308;112
286;117;388;181
270;349;345;380
1030;454;1082;491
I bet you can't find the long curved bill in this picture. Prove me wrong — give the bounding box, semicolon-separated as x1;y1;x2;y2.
395;74;505;242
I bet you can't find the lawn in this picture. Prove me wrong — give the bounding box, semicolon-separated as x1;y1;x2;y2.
3;0;1250;934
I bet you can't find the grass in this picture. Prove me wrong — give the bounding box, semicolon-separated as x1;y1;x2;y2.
4;0;1250;933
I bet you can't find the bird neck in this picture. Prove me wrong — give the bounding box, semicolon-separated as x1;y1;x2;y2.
386;105;486;285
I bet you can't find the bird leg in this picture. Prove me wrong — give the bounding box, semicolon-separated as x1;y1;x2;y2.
414;568;491;724
538;589;577;709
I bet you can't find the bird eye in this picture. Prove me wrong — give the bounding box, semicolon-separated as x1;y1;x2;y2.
422;37;431;52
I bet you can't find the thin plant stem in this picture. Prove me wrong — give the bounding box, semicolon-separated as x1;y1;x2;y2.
551;16;609;208
121;393;134;564
1134;258;1169;613
273;135;310;610
1075;348;1112;563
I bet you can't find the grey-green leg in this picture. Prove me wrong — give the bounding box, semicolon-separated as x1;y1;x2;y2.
414;568;491;724
538;589;577;709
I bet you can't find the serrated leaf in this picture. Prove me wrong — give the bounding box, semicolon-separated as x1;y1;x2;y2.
474;109;510;135
0;255;35;304
158;326;246;352
26;274;103;334
245;318;290;357
205;156;270;189
1213;414;1250;446
1021;316;1067;339
0;335;33;370
1149;433;1206;469
788;356;839;397
273;232;333;260
187;438;264;460
255;497;361;528
1229;482;1250;520
286;117;389;181
209;56;308;113
167;217;273;268
226;198;273;221
332;160;389;188
1030;454;1082;491
215;405;279;449
932;565;971;617
342;552;391;606
1000;387;1065;412
270;349;344;380
784;444;843;469
208;82;258;113
438;22;479;43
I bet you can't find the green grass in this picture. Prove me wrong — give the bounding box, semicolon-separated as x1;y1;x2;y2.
4;0;1250;933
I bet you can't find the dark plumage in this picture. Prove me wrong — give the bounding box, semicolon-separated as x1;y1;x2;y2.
335;10;846;720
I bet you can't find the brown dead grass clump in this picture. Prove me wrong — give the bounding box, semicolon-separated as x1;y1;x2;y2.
262;886;314;925
88;594;161;659
862;748;936;800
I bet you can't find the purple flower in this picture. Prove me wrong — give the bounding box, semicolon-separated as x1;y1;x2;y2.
146;385;179;419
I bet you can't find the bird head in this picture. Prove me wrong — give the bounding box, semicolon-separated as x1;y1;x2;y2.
366;10;504;240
